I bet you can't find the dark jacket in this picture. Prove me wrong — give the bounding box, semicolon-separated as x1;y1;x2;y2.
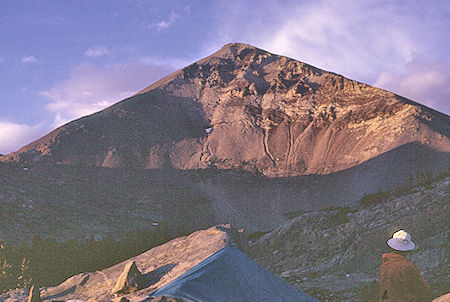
379;252;431;302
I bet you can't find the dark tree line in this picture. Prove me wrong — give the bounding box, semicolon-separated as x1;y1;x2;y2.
359;170;448;207
0;224;170;293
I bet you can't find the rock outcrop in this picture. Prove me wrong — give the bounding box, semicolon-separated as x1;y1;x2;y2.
0;225;249;301
113;261;147;295
250;177;449;301
26;284;40;302
433;293;450;302
1;175;447;301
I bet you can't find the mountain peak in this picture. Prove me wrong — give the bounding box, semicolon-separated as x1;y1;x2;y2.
2;44;449;179
220;42;258;50
199;42;272;64
215;42;263;56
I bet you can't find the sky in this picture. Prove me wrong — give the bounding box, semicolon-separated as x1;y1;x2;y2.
0;0;449;154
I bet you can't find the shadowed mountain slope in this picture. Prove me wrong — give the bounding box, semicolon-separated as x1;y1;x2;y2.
2;43;449;177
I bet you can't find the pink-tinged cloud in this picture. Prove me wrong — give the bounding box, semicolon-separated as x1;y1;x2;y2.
375;57;450;115
40;62;175;128
0;121;45;154
207;0;448;87
258;0;419;83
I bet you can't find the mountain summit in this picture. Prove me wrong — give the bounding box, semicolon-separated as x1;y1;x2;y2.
2;43;449;177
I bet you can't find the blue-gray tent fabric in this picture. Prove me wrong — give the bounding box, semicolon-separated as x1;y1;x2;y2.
151;246;318;302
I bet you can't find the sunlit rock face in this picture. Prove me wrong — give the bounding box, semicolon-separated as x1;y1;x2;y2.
3;43;449;177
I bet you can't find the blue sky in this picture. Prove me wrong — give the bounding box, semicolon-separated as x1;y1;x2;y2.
0;0;449;154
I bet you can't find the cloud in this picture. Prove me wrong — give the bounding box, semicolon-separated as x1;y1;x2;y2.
40;62;175;128
138;55;191;69
374;57;450;115
21;55;38;64
257;1;421;83
0;121;45;154
84;46;110;57
206;0;448;85
0;57;4;63
151;11;180;31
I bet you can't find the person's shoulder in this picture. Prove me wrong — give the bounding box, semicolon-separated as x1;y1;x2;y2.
397;257;421;274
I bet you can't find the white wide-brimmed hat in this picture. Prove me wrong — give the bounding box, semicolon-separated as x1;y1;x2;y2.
387;230;415;251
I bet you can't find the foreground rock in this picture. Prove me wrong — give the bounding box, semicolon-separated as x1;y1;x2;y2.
1;225;316;301
113;261;148;295
26;284;40;302
433;293;450;302
250;176;449;301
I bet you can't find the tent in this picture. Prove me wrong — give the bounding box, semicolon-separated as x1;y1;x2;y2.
151;246;319;302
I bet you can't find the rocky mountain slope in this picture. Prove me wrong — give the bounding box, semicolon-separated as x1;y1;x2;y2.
2;176;448;301
0;43;449;244
250;176;449;301
2;43;449;177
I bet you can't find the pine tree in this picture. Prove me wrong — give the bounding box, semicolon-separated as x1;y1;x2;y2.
17;256;32;289
0;240;13;292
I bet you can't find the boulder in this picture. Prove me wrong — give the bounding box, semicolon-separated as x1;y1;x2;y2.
113;261;147;295
433;293;450;302
26;284;40;302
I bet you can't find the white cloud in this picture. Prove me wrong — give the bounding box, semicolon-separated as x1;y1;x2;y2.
21;55;38;64
84;46;110;58
374;57;450;115
257;1;419;83
0;121;45;154
206;0;447;86
40;62;175;128
138;55;191;69
151;11;180;31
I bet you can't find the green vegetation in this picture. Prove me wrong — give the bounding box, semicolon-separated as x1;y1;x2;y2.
358;170;449;207
0;225;170;294
248;230;271;241
0;242;14;291
282;209;307;220
326;206;357;226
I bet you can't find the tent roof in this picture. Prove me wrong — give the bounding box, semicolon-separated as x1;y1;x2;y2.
151;246;318;302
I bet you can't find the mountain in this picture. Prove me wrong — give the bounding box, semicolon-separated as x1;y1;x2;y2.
0;43;449;242
2;43;449;177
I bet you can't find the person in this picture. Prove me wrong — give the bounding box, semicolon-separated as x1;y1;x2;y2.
379;230;431;301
